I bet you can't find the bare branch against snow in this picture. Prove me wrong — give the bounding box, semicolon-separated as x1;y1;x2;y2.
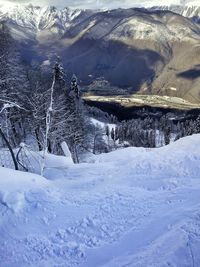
0;99;27;113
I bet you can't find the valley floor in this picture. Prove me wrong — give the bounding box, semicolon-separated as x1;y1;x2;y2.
0;135;200;267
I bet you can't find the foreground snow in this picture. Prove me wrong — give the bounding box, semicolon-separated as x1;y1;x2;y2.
0;135;200;267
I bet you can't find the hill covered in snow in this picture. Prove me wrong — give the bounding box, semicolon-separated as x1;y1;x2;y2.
0;134;200;266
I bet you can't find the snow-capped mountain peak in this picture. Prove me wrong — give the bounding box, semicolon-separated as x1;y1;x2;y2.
0;4;85;31
151;4;200;20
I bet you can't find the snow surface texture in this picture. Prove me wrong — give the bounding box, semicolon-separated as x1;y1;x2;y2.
0;135;200;267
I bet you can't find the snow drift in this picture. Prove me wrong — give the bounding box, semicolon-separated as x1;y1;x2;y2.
0;134;200;266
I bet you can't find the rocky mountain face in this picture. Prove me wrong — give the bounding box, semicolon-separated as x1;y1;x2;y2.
0;5;200;103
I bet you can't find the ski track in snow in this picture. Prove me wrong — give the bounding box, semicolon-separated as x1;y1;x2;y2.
0;135;200;267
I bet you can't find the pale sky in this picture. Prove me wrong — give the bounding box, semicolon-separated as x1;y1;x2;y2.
0;0;198;9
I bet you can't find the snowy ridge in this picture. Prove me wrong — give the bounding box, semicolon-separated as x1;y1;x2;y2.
0;4;85;31
151;5;200;20
0;134;200;266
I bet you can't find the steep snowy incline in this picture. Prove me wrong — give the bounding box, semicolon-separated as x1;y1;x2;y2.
0;135;200;266
0;5;83;31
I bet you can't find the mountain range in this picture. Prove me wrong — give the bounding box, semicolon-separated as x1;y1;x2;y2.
0;4;200;103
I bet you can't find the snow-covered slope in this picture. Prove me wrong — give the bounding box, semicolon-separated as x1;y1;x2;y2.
0;4;95;42
1;134;200;266
0;5;85;31
151;5;200;22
